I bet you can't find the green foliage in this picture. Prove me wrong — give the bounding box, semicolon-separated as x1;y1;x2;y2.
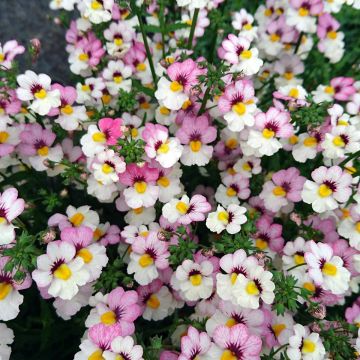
2;231;41;281
117;88;138;113
272;271;312;316
169;231;198;267
115;135;145;164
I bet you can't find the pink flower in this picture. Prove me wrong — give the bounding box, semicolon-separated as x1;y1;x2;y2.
0;89;21;116
167;59;204;93
178;326;212;360
98;117;123;145
290;0;324;15
266;16;297;44
304;215;339;244
331;239;359;276
253;215;284;253
212;324;262;359
330;77;356;101
88;323;121;351
95;287;141;336
176;115;217;166
254;107;294;139
345;302;360;325
160;351;179;360
96;224;121;246
0;187;25;223
48;84;77;116
317;13;340;39
0;40;25;69
219;34;250;64
77;32;105;67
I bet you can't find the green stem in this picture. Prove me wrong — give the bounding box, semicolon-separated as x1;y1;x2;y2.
198;86;211;115
159;0;166;59
131;0;158;87
339;150;360;167
187;8;199;50
294;31;304;54
286;263;307;272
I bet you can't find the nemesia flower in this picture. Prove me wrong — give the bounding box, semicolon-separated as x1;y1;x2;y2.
176;115;217;166
0;188;25;245
162;194;211;225
0;40;25;69
142;123;183;168
80;0;114;24
178;326;212;360
287;324;326;360
301;166;352;213
218;80;257;132
127;231;169;285
16;70;61;115
103;336;144;360
305;240;351;295
0;322;14;360
32;241;90;300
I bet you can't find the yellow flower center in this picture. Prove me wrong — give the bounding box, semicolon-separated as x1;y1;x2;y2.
255;238;268;250
0;217;6;224
147;294;161;309
92;132;106;143
0;131;9;144
100;311;116;325
325;86;335;94
225;318;237;327
298;7;309;16
102;163;113;174
302;339;316;353
170;81;183;92
230;273;238;285
114;38;123;46
264;8;273;16
294;254;305;265
156;176;170;188
77;248;93;264
226;187;237;197
270;33;280;42
159;106;170;115
189;274;202;286
0;283;12;300
356;222;360;233
91;0;102;9
284;71;294;80
34;89;47;99
221;350;237;360
133;207;143;214
182;99;192;110
289;135;298;145
318;184;333;198
78;53;89;62
139;231;148;237
82;84;90;92
190;140;202;152
88;350;105;360
262;128;275;139
0;53;4;62
53;264;72;280
327;31;337;39
131;128;138;138
289;88;299;98
322;262;337;276
176;201;189;214
136;63;146;72
61;104;74;115
240;50;252;60
134;181;147;194
113;75;123;84
138;254;154;268
243;23;252;30
37;146;49;156
303;136;317;147
272;323;286;338
225;138;238;149
303;282;315;292
232;102;246;116
332;136;345;147
217;211;229;223
70;212;85;226
272;186;286;197
93;228;103;241
140;101;150;109
157;142;169;154
246;281;260;295
242;162;252;172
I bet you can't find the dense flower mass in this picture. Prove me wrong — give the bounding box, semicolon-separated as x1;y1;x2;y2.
1;0;360;359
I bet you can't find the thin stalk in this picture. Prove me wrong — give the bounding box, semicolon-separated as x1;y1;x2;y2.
294;31;304;54
130;0;158;86
187;8;199;50
159;0;166;59
198;86;211;115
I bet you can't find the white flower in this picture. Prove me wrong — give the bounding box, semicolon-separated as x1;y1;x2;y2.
49;0;77;11
287;324;326;360
231;47;263;76
233;263;275;309
80;124;107;157
292;133;320;163
142;286;175;321
16;70;61;115
206;204;247;234
155;77;189;111
56;105;88;131
103;60;133;95
171;259;214;301
32;241;90;300
103;336;144;360
0;323;14;360
81;0;113;24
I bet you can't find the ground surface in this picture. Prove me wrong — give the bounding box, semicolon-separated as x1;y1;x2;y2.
0;0;70;83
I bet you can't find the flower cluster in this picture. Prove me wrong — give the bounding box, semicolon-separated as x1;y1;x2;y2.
0;0;360;358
